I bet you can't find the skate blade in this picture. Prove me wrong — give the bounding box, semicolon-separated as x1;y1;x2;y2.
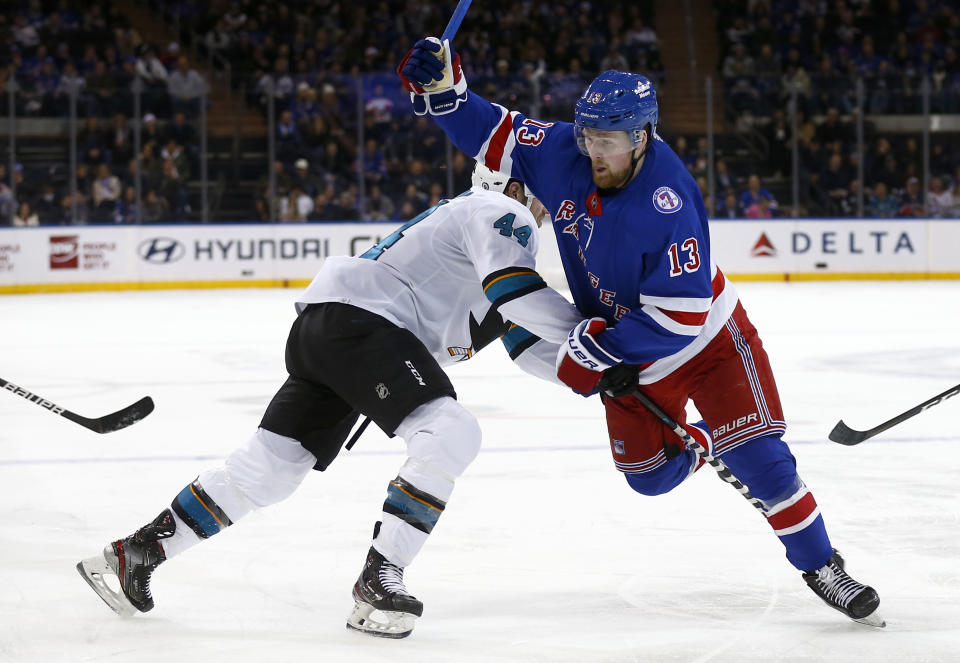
853;610;886;628
345;600;416;639
76;548;139;618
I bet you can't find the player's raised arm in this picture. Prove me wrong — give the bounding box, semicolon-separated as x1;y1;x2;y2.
397;38;571;199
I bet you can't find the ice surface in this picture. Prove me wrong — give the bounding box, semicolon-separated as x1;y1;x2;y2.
1;281;959;662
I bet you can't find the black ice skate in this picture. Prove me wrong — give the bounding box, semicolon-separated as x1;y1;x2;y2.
802;549;884;627
76;509;173;616
346;546;423;639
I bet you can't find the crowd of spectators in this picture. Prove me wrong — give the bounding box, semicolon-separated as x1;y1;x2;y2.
716;0;960;217
155;0;663;221
0;1;210;225
5;1;960;224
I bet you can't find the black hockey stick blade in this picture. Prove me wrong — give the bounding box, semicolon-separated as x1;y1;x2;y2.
827;420;872;445
828;383;960;445
62;396;155;434
2;377;155;434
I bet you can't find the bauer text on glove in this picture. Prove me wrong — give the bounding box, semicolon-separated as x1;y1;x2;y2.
397;37;468;116
556;318;624;395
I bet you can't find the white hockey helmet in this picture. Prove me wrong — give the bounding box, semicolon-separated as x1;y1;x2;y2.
471;162;535;208
471;162;512;193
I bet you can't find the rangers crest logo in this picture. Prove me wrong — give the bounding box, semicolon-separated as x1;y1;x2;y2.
652;186;682;214
613;439;625;455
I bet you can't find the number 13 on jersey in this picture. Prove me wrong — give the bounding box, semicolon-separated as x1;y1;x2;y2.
667;238;701;276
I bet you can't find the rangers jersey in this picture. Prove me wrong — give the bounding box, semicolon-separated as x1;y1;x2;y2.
298;187;582;374
432;94;739;383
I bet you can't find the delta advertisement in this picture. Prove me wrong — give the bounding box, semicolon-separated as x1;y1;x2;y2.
1;219;958;293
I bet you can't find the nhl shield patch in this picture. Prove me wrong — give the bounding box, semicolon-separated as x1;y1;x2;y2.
653;186;683;214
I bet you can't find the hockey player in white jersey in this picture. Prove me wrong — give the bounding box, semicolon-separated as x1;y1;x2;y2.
76;163;583;639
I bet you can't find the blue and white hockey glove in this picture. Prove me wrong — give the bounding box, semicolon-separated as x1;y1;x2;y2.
397;37;468;116
557;318;627;396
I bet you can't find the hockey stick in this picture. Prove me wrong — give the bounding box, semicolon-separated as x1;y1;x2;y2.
1;377;154;434
441;0;473;41
828;382;960;445
628;387;765;512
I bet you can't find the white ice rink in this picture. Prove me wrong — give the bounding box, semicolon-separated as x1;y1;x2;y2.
2;281;959;662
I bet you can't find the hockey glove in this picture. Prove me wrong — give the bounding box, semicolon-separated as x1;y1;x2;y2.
397;37;468;116
556;317;622;395
598;363;640;399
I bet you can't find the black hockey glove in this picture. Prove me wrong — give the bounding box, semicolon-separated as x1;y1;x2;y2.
598;363;640;399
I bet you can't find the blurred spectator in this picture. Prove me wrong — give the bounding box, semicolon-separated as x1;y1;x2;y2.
107;114;135;165
116;186;140;223
59;192;89;224
57;61;87;113
898;177;926;217
160;138;191;181
745;196;773;219
292;158;322;197
12;201;39;227
75;163;93;199
275;110;301;162
136;44;169;114
86;60;117;116
364;84;394;125
255;58;295;111
79;116;107;166
820;154;851;214
142;113;162;144
716;189;744;218
291;82;319;125
816;108;851;149
205;19;232;59
159;42;181;70
365;184;395;221
902;138;923;179
723;43;755;78
673;136;696;172
713;159;736;192
739;174;778;215
143;189;170;222
360;138;388;190
839;180;863;217
92;164;121;221
926;176;954;218
332;190;360;220
765;110;791;177
167;56;209;116
34;184;60;224
280;186;314;221
158;159;189;217
866;182;899;218
13;15;40;48
255;161;292;220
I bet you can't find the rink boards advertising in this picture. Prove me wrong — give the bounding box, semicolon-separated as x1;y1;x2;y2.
1;218;959;293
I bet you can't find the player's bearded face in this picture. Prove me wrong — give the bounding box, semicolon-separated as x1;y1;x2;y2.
582;129;638;189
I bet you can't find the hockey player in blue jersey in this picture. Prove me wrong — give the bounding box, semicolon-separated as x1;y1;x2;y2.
399;37;884;627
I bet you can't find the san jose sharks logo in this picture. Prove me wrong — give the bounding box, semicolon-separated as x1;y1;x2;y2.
448;308;511;361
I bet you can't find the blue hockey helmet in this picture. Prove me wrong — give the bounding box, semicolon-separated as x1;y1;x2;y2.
574;70;658;156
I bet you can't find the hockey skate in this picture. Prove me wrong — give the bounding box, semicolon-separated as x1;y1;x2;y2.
76;509;172;616
346;546;423;639
803;549;884;627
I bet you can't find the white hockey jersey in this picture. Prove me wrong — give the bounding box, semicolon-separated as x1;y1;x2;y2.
298;187;582;377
